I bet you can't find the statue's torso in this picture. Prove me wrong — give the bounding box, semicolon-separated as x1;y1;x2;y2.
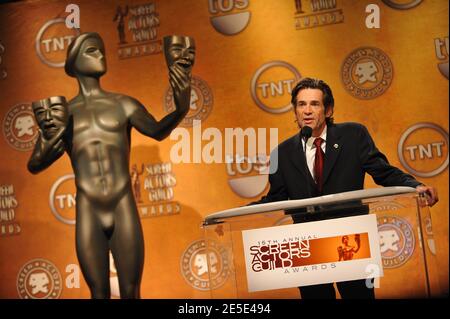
67;94;132;204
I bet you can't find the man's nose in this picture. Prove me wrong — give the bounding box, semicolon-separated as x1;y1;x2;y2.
303;104;313;113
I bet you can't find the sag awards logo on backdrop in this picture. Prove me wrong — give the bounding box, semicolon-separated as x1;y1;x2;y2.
226;154;269;198
341;47;393;99
2;103;38;151
381;0;423;10
251;61;301;114
293;0;344;30
35;17;80;68
131;162;181;218
180;239;230;291
0;41;7;80
0;184;21;237
164;75;213;127
208;0;251;35
113;2;162;59
398;123;449;178
377;215;415;268
434;36;449;79
17;259;62;299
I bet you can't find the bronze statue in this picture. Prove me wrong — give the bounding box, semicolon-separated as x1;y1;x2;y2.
28;32;195;299
163;35;195;74
28;96;68;173
337;234;361;261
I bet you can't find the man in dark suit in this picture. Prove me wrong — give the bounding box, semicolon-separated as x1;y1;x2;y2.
254;77;439;299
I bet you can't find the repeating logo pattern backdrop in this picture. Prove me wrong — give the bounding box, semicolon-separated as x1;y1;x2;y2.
0;0;447;298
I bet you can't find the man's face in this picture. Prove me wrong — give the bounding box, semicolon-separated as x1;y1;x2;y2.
74;37;106;77
294;88;332;137
32;97;68;139
163;35;195;73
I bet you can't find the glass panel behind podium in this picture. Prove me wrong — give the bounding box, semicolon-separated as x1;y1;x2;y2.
203;187;441;299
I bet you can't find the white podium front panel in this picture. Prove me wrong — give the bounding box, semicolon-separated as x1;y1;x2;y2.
203;189;441;299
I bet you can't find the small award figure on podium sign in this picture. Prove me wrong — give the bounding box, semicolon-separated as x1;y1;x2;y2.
337;234;361;261
27;32;195;299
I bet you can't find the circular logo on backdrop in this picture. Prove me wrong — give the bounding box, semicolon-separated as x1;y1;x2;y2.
381;0;423;10
369;201;405;213
251;61;301;114
164;75;213;127
2;103;38;151
49;174;76;225
16;259;62;299
35;18;81;68
341;47;393;99
208;0;251;35
398;123;449;178
377;215;415;268
227;154;270;198
180;239;230;291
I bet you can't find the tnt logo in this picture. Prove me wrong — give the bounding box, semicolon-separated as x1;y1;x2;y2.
208;0;251;35
251;61;302;114
49;174;76;225
398;123;448;178
35;18;81;67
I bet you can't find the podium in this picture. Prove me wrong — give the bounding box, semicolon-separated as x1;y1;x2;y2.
202;187;441;298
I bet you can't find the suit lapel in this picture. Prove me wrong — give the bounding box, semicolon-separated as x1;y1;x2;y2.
323;124;342;185
289;133;317;188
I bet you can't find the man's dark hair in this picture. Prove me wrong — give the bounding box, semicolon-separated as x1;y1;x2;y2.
291;77;334;125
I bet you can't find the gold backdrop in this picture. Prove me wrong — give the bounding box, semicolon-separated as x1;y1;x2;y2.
0;0;448;298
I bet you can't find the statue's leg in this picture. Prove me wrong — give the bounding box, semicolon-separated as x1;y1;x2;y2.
75;193;110;299
110;192;145;299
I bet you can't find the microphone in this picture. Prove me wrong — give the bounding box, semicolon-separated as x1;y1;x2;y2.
301;126;312;141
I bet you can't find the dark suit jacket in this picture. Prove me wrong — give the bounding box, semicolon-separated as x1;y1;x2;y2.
253;122;421;221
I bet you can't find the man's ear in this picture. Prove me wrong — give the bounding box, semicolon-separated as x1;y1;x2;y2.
325;106;333;118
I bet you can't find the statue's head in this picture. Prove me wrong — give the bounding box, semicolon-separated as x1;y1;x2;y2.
32;96;68;140
341;236;350;245
65;32;106;78
163;35;195;74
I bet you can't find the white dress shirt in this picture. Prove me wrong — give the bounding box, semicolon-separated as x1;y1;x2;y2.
301;126;327;179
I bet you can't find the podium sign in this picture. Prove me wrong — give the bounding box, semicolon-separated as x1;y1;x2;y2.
242;214;383;292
